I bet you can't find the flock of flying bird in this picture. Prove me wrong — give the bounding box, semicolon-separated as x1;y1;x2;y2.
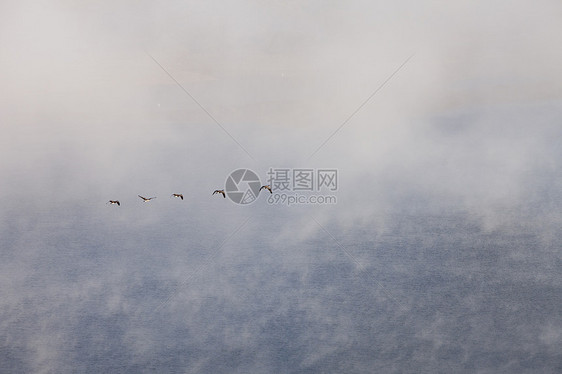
106;185;272;206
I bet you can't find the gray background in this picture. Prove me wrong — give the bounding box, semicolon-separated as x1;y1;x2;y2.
1;1;561;372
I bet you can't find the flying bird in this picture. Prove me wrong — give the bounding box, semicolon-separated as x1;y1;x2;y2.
107;200;120;206
171;193;184;200
138;195;156;202
213;190;226;198
259;185;272;194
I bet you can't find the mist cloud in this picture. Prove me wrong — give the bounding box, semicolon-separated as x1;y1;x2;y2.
1;1;561;372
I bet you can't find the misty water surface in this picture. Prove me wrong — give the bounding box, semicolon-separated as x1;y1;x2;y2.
1;1;561;373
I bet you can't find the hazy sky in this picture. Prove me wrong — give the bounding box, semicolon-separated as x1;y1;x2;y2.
1;1;561;373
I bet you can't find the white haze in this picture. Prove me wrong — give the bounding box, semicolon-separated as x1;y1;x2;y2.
0;0;561;373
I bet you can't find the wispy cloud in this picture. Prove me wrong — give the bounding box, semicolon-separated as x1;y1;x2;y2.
0;1;561;372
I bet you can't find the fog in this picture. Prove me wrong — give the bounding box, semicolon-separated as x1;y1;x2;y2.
1;0;561;373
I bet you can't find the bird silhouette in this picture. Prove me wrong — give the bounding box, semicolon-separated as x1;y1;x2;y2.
259;185;272;194
213;190;226;198
171;193;184;200
138;195;156;202
107;200;120;206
